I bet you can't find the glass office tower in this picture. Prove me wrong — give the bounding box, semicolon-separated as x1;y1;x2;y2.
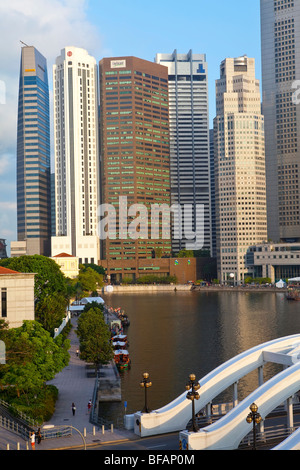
16;45;51;256
155;50;211;255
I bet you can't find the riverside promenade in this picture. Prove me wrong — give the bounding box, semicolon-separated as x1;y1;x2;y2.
0;316;137;450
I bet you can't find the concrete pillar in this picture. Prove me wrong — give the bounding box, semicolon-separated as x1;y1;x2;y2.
206;402;212;418
287;396;294;429
233;381;239;407
258;365;264;386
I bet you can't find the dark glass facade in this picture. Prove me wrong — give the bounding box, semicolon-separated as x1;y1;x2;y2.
16;46;51;255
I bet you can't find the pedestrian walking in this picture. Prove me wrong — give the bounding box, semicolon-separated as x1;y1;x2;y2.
72;402;76;416
30;431;35;450
36;427;42;445
87;399;92;414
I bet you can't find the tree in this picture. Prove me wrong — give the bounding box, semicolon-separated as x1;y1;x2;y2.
78;266;104;295
36;293;69;334
81;263;105;275
76;307;113;370
0;256;69;332
175;249;194;258
0;320;69;399
0;255;67;300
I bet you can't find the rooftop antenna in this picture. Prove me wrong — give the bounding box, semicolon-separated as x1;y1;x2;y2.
20;40;29;47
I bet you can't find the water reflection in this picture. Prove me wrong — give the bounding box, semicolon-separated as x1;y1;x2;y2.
100;290;300;424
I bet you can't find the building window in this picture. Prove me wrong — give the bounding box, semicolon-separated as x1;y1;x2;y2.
1;288;7;318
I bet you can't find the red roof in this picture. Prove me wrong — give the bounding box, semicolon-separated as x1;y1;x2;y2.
0;266;20;275
53;253;73;258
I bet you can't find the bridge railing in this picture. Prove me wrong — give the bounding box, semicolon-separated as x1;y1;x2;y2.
0;415;32;441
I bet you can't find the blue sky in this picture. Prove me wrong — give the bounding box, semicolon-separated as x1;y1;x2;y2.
0;0;261;253
85;0;262;120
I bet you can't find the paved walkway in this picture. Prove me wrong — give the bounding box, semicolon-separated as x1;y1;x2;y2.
0;316;137;450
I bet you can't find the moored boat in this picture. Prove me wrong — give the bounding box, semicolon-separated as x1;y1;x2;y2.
114;349;131;370
286;289;300;301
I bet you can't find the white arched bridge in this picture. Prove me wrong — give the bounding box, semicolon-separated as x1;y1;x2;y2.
124;334;300;450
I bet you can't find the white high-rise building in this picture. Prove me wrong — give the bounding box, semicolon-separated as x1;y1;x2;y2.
214;57;268;284
261;0;300;243
155;50;211;254
51;47;100;264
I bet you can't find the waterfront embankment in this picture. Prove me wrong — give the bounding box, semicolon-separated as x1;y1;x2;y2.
192;286;288;293
102;284;191;293
101;284;288;294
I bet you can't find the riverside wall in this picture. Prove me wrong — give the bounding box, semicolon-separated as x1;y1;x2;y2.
102;284;191;293
102;284;288;294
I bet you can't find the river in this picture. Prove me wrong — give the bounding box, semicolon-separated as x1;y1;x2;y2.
99;290;300;425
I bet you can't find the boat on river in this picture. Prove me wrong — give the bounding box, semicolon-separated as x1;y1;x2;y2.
114;349;131;370
286;289;300;301
112;334;128;345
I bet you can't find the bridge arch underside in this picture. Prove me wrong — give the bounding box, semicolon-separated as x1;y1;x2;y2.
132;335;300;442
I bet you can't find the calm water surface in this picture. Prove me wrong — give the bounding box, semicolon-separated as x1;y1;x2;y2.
99;290;300;424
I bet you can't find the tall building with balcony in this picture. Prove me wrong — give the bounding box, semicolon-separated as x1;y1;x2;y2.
214;56;268;284
99;56;171;283
51;47;100;264
155;50;211;255
15;45;51;256
260;0;300;242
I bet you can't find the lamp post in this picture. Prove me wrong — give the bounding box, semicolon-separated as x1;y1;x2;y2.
140;372;152;413
246;402;262;450
185;374;200;432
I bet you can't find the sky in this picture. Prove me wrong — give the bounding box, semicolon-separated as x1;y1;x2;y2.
0;0;261;253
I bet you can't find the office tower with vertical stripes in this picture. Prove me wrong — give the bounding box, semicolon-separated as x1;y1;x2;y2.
155;50;211;255
214;56;267;284
15;45;51;256
99;56;171;283
260;0;300;242
51;47;100;264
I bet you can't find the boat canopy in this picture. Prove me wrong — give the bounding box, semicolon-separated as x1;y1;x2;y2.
114;349;129;355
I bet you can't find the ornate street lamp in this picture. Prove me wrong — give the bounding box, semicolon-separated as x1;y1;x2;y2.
246;402;262;450
186;374;200;432
140;372;152;413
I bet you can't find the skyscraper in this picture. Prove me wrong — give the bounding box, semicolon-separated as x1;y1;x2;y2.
214;56;267;284
260;0;300;242
155;50;211;255
99;56;171;283
51;47;100;264
15;45;51;256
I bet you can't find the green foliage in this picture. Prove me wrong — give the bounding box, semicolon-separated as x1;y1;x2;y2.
0;321;70;397
244;277;272;285
0;255;67;300
0;255;69;332
77;265;104;296
174;249;194;258
136;274;177;285
121;277;133;285
81;263;105;275
76;307;113;368
0;385;58;424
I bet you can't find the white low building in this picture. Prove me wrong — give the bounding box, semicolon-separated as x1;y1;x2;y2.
0;266;35;328
69;296;105;314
